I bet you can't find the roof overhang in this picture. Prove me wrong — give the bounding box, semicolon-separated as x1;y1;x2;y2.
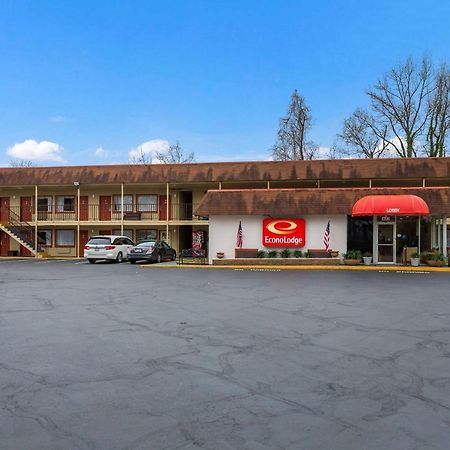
195;187;449;217
352;195;430;216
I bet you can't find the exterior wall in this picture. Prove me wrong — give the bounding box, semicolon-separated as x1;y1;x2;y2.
208;215;348;263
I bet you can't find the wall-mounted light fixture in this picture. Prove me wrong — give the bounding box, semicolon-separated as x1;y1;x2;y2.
73;181;80;188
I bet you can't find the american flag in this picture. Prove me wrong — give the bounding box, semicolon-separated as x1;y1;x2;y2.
323;220;330;251
236;221;243;248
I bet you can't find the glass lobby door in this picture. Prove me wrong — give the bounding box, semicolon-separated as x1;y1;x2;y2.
377;222;395;263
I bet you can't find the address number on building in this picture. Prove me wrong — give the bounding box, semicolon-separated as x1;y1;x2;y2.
262;219;306;247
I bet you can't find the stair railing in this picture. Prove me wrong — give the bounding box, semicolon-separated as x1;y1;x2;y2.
7;207;42;252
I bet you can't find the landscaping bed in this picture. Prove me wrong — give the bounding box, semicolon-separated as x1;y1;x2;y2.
212;258;341;266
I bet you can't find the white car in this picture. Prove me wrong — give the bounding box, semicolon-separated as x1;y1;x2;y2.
84;235;134;263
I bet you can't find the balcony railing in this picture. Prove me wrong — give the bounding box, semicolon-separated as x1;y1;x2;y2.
1;204;207;222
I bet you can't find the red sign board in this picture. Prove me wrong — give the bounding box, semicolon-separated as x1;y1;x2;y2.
262;219;306;247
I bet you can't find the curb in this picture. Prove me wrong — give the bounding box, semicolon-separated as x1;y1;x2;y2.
140;264;450;273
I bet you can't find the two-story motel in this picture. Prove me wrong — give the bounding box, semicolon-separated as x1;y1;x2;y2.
0;157;449;264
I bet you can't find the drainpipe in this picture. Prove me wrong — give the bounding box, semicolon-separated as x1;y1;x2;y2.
166;182;169;243
120;183;124;235
34;185;38;258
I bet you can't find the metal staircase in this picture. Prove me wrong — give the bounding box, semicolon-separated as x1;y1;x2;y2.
0;208;43;256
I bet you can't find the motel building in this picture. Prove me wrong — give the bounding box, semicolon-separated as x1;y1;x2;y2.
0;157;450;265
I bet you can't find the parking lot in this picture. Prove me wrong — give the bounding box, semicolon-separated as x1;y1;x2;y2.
1;260;450;449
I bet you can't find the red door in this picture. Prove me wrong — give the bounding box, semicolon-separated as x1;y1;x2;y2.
159;195;171;220
79;230;89;257
99;196;111;221
79;196;89;221
0;197;10;223
20;197;33;222
0;231;10;256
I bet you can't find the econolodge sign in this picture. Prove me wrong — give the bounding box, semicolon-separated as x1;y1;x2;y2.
262;218;305;247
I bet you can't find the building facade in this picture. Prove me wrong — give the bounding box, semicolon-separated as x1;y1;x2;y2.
0;158;450;262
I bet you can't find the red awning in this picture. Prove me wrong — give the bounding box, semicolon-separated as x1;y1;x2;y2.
352;195;430;216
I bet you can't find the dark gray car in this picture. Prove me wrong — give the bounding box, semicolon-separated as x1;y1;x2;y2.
128;240;176;264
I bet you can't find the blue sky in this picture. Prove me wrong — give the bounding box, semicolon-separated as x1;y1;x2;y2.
0;0;449;166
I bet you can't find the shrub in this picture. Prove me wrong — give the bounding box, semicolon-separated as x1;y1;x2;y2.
430;252;445;262
293;250;303;258
256;250;267;258
362;251;372;258
411;252;420;259
280;249;291;258
268;250;278;258
344;250;362;260
420;251;435;263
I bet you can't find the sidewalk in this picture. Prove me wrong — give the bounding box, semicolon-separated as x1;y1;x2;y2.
141;263;450;272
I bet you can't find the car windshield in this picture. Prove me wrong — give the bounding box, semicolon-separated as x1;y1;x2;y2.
136;241;156;247
87;237;111;245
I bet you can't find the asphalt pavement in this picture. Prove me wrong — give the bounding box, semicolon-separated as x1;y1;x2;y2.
0;260;449;449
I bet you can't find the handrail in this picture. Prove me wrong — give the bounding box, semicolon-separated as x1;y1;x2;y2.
7;207;41;252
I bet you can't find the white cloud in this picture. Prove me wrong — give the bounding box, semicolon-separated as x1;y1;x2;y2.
316;146;331;159
128;139;170;163
95;146;107;158
49;115;66;123
7;139;64;162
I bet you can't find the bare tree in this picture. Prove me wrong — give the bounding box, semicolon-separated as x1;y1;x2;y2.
155;142;195;164
9;160;35;167
338;108;390;158
426;64;450;157
272;90;317;160
367;57;435;157
129;147;153;165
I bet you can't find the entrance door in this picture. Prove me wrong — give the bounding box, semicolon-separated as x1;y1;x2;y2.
376;222;395;263
159;195;171;220
0;197;10;223
20;197;33;222
79;196;89;221
0;231;10;256
99;196;111;221
79;230;89;257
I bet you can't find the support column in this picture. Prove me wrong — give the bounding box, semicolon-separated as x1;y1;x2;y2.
418;217;421;254
369;179;372;188
120;183;124;235
34;185;38;258
267;180;270;190
76;185;80;258
166;182;169;244
218;181;222;190
443;216;448;257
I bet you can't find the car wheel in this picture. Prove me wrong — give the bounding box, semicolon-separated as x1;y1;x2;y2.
88;259;96;264
171;252;176;261
156;253;162;264
129;260;136;264
116;252;123;263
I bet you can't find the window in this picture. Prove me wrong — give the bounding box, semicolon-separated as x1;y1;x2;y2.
37;196;52;212
113;195;133;212
56;229;75;246
137;195;157;212
87;237;111;245
112;229;133;240
136;229;157;242
56;196;75;212
37;230;52;246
